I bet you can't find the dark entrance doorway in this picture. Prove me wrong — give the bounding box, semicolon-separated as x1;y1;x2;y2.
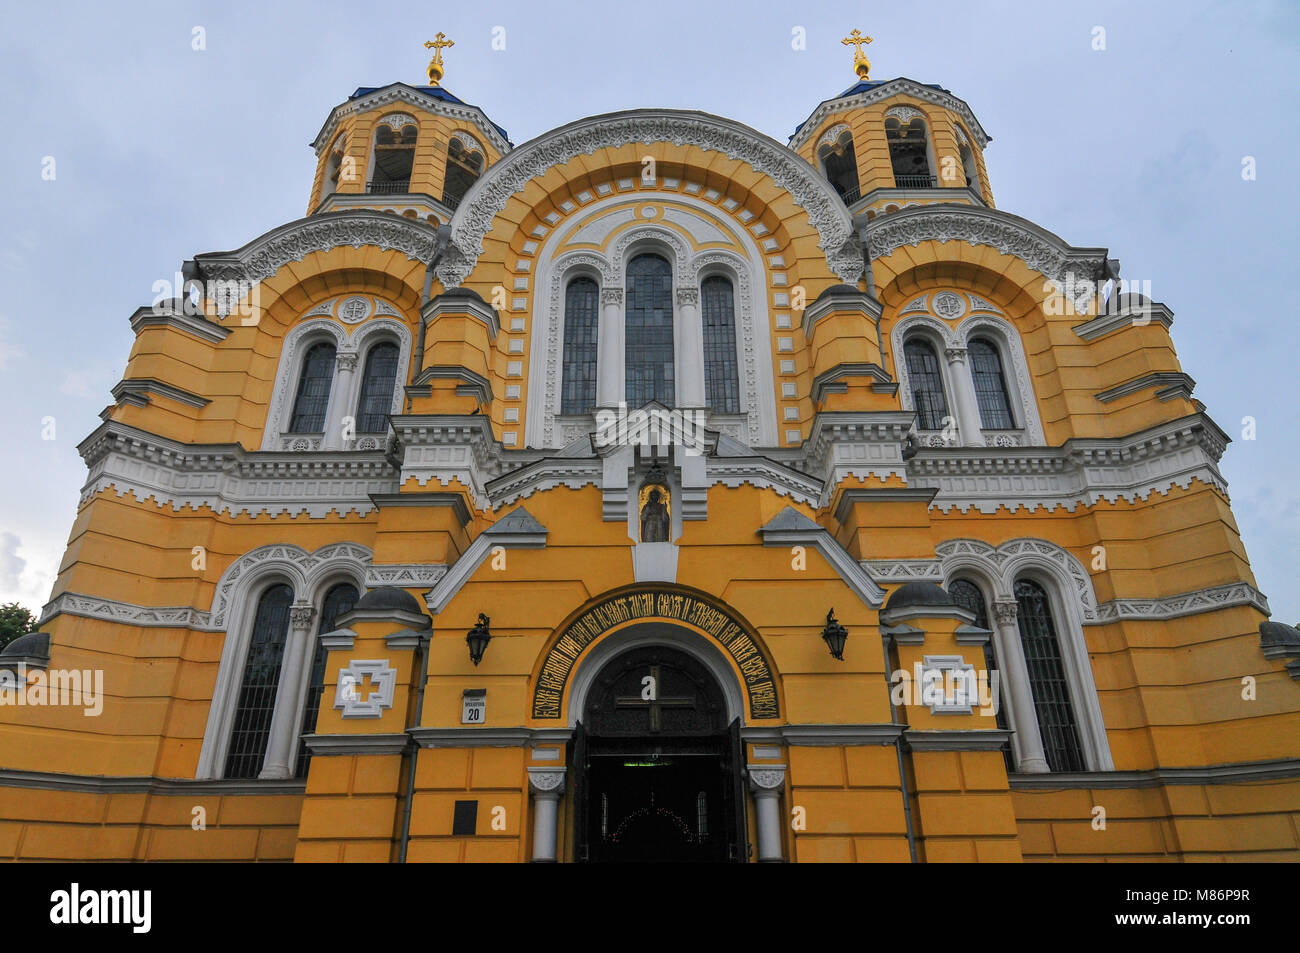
570;644;746;863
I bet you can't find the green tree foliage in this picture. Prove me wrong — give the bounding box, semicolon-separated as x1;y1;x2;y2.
0;602;37;650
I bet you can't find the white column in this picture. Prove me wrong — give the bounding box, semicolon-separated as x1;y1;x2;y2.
993;599;1050;774
944;346;986;447
259;604;316;779
597;288;624;408
528;768;566;862
748;765;786;863
323;350;359;450
675;286;705;409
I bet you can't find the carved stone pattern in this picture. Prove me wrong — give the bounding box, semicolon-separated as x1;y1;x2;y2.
440;114;858;287
944;347;968;364
1095;583;1270;623
529;770;566;794
363;564;449;588
955;125;970;147
993;600;1019;625
866;210;1104;284
304;299;336;318
675;287;700;306
600;288;624;305
967;293;999;313
932;291;965;318
336;352;359;372
210;542;373;629
450;131;481;153
339;296;372;323
901;295;928;313
816;123;852;150
40;592;215;631
289;605;316;628
936;538;1099;624
313;86;510;157
378;113;417;130
201;213;441;284
748;769;786;791
885;105;923;124
374;299;402;318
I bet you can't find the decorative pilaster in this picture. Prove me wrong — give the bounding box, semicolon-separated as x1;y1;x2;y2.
992;600;1049;773
528;767;566;862
748;764;787;863
260;604;316;779
943;346;985;447
675;286;705;409
597;288;624;407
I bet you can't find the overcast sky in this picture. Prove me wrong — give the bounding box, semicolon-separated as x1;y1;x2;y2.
0;0;1296;625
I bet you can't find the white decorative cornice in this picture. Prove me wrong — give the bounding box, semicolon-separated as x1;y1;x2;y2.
363;564;449;589
1073;295;1174;342
705;457;823;506
865;204;1107;284
78;421;398;519
1095;583;1269;623
210;542;373;629
111;378;210;409
1095;371;1195;404
790;77;991;151
129;303;228;343
193;210;441;285
441;109;860;287
388;414;508;511
40;592;215;630
311;83;512;157
935;537;1100;623
800;412;916;505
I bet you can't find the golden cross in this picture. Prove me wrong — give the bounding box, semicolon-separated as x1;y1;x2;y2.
842;29;874;80
424;32;455;86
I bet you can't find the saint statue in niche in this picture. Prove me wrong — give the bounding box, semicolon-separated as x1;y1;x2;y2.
639;464;671;543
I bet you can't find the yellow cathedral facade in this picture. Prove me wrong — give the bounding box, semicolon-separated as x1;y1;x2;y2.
3;34;1299;863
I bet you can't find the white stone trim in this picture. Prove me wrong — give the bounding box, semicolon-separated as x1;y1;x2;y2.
526;194;777;448
441;109;859;287
197;542;371;779
335;660;397;718
790;78;991;151
311;83;511;157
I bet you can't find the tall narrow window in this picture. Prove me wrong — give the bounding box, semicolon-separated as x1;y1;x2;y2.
368;121;416;194
969;338;1015;429
625;254;674;406
288;342;336;433
903;339;949;430
442;137;484;210
294;582;359;779
701;276;740;413
818;130;860;204
949;579;1013;770
355;342;400;433
225;584;294;780
959;141;980;192
1014;578;1085;772
885;117;935;188
560;277;598;415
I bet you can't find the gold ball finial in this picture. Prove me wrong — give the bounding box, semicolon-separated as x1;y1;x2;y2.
841;29;873;80
423;32;454;87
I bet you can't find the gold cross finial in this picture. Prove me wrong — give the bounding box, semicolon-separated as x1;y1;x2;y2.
424;33;454;86
842;29;874;80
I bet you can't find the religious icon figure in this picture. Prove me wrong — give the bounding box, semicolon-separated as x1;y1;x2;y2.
640;487;670;542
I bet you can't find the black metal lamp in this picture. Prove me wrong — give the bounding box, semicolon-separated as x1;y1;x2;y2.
466;613;492;666
821;609;848;661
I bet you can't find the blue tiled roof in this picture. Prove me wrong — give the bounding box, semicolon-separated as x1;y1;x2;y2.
790;78;950;141
350;84;512;145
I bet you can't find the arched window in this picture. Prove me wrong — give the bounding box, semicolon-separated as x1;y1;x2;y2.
323;135;347;197
818;130;860;204
560;277;599;415
225;584;294;780
294;582;359;779
969;338;1015;430
1014;578;1085;773
288;342;336;433
903;339;949;430
625;254;674;406
442;137;484;210
369;121;416;194
885;117;935;188
949;578;1012;769
959;141;980;191
701;276;740;414
355;342;400;433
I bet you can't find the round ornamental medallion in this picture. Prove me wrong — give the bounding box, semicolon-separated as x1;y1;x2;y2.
338;296;371;323
932;291;965;319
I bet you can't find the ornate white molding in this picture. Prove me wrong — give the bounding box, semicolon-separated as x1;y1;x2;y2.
936;537;1099;622
1095;583;1269;623
363;564;448;589
194;210;441;285
866;205;1106;285
790;77;991;150
40;592;214;630
885;105;924;124
816;123;852;151
209;542;373;630
377;112;416;130
441;109;859;287
311;83;512;157
800;412;916;505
